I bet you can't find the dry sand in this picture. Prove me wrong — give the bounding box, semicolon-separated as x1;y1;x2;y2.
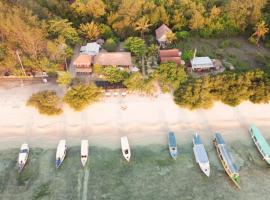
0;83;270;150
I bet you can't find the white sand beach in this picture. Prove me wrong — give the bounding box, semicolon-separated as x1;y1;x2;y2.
0;82;270;150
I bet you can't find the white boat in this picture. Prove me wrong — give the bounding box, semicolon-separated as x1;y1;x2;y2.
193;133;210;177
18;143;29;173
55;140;67;168
81;140;89;167
121;136;131;162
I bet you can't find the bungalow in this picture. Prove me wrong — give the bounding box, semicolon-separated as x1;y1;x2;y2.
190;57;215;71
80;42;100;56
94;52;132;70
159;49;183;65
73;54;93;74
155;24;172;46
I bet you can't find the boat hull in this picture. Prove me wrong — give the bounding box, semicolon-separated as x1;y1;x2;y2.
213;139;240;189
18;144;29;173
249;128;270;165
168;132;177;160
121;137;131;162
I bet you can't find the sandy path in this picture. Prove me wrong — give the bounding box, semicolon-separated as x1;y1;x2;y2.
0;84;270;150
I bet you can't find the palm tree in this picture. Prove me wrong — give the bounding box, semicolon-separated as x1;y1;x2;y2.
250;20;269;46
135;17;152;39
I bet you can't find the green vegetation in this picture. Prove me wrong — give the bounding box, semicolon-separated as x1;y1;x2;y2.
123;72;156;95
154;62;188;92
56;71;72;87
64;84;103;111
103;38;118;52
27;90;63;115
174;70;270;109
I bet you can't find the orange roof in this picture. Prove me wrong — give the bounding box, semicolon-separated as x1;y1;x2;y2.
155;24;171;40
73;54;93;66
159;49;180;57
160;57;181;65
94;52;132;66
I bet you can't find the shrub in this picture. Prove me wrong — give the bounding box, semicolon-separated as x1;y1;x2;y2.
218;39;231;48
123;72;156;94
103;38;118;52
64;84;103;111
56;71;72;87
175;31;190;41
27;90;62;115
181;50;194;62
103;66;129;83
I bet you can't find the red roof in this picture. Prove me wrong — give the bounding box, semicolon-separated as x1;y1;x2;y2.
155;24;171;40
160;57;181;65
73;55;93;66
159;49;180;57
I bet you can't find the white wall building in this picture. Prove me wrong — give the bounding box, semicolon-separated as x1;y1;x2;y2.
80;42;100;56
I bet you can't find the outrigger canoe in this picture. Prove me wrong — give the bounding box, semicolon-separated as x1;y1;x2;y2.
55;140;67;168
81;140;89;167
213;133;240;189
168;132;177;160
18;143;29;173
249;124;270;165
193;133;210;176
121;136;131;162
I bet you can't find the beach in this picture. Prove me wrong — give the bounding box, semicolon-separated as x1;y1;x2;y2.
0;83;270;150
1;83;270;199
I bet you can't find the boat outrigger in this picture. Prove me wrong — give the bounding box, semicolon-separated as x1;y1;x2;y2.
193;133;210;176
121;136;131;162
249;124;270;165
168;132;177;160
18;143;29;173
81;140;89;167
213;133;240;189
55;140;67;168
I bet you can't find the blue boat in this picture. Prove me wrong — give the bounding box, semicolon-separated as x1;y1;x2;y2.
168;132;177;159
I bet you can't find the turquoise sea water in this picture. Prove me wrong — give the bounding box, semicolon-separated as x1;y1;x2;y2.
0;142;270;200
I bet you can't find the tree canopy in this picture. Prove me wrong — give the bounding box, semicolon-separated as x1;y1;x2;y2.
64;84;103;111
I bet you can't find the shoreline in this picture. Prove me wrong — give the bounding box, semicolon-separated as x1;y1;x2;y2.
0;83;270;150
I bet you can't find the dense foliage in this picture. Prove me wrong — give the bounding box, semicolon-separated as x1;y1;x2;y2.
154;62;188;92
0;1;78;75
27;90;63;115
123;72;156;94
174;70;270;109
56;71;72;87
64;84;103;111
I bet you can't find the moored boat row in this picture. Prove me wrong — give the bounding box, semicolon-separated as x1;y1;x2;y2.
16;124;270;189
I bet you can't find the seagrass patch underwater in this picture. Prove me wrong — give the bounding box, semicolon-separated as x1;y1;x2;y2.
0;143;270;200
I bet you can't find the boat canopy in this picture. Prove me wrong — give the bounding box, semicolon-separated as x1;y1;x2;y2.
194;144;208;163
56;140;66;158
81;140;88;156
214;133;238;174
250;124;270;156
168;132;177;147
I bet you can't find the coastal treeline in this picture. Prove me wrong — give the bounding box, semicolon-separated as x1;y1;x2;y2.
174;70;270;109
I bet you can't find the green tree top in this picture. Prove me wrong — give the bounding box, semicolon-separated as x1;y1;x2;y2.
57;71;72;87
124;37;146;57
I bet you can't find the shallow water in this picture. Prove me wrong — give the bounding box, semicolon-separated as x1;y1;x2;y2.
0;142;270;200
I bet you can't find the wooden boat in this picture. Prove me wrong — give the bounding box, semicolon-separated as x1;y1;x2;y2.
168;132;177;160
18;143;29;173
193;133;210;176
81;140;89;167
121;136;131;162
249;124;270;165
55;140;67;168
213;133;240;189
